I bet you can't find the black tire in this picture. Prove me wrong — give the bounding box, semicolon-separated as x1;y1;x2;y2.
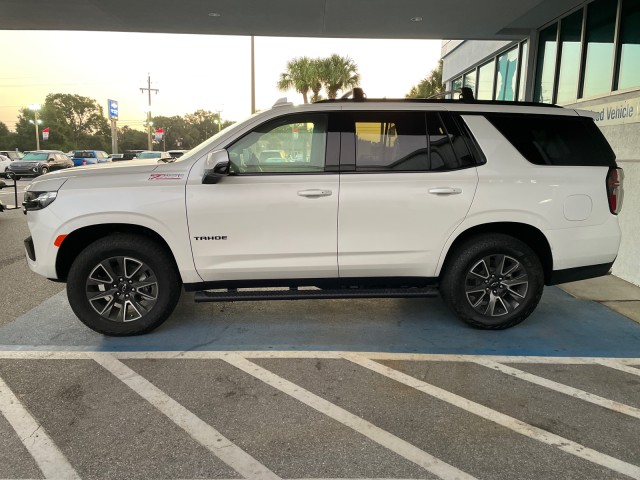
40;167;48;175
440;233;544;329
67;234;182;336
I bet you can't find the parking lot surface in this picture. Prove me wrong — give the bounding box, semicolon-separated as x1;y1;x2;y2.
2;192;640;479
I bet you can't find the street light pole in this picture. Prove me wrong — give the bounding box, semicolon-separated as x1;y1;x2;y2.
29;104;41;150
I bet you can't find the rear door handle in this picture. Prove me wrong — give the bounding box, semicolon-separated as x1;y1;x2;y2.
298;189;333;197
428;187;462;195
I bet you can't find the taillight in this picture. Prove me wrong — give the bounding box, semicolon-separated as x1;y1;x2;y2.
82;159;87;165
606;167;624;215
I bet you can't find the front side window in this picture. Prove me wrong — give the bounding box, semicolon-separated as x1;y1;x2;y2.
477;61;495;100
228;114;327;174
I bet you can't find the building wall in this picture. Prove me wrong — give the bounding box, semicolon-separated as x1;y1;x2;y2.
441;0;640;286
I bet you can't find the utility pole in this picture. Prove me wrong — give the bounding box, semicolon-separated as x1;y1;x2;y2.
251;35;255;114
140;73;159;150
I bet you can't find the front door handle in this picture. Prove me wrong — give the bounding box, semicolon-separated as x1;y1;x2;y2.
428;187;462;195
298;189;333;197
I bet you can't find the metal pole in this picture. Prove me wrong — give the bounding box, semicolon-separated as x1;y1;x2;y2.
251;35;256;114
140;73;159;151
111;119;118;154
34;110;40;150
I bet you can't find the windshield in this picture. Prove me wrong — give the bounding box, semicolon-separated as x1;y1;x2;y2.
137;152;162;159
22;153;48;161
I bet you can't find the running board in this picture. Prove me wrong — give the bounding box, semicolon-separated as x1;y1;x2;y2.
194;287;439;303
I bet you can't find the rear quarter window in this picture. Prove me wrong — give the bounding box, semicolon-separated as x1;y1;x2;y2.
485;114;616;167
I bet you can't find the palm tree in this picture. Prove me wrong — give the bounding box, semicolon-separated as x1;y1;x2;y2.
277;57;315;104
406;60;444;98
309;58;324;103
320;54;360;99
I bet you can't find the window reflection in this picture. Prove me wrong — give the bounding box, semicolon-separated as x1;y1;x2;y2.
556;10;583;104
495;48;519;101
518;42;528;101
477;61;495;100
583;0;617;98
463;70;476;96
618;0;640;90
535;25;557;103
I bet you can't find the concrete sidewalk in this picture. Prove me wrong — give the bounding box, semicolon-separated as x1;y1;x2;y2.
560;274;640;324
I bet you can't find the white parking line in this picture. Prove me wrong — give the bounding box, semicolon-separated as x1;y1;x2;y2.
0;349;639;364
473;359;640;420
0;374;79;479
598;360;640;377
343;353;640;480
223;353;477;480
90;353;280;480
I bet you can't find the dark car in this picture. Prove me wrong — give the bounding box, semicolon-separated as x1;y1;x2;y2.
6;150;72;179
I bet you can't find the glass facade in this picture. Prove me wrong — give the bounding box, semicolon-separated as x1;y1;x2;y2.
477;61;495;100
535;25;558;103
556;10;583;104
582;0;617;98
447;41;527;101
618;0;640;90
534;0;640;104
495;48;519;101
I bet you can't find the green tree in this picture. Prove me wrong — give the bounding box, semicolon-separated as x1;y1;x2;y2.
183;109;221;147
118;126;148;151
406;60;444;98
277;56;316;104
319;54;360;100
14;94;110;151
0;121;17;149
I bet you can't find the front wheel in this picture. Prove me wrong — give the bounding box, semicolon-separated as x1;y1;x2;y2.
67;234;182;336
40;166;49;175
440;234;544;329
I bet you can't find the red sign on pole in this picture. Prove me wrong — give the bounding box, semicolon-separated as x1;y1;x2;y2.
154;128;164;142
42;127;50;141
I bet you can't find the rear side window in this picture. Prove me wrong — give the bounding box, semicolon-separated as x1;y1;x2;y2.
486;114;616;166
338;111;480;172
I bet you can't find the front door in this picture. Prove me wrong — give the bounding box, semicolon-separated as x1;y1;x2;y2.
186;113;339;282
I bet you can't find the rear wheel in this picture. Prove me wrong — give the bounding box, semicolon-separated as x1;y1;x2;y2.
67;234;181;336
440;234;544;329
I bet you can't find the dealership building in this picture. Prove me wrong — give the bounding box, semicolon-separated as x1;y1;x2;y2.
442;0;640;286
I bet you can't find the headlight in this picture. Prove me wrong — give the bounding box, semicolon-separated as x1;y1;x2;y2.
23;191;58;211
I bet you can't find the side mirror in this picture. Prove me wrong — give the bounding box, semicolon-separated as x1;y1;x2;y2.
203;149;230;184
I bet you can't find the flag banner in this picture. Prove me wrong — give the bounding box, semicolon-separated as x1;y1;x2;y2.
42;127;50;141
154;128;164;141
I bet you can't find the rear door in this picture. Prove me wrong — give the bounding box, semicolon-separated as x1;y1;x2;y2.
337;110;479;279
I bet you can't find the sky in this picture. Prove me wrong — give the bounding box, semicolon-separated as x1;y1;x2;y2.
0;30;442;131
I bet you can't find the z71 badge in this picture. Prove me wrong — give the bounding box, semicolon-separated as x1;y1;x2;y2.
148;173;184;180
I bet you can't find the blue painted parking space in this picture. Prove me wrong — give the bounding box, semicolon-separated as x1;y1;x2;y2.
1;286;639;356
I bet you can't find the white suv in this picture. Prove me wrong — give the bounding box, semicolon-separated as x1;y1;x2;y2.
22;94;624;335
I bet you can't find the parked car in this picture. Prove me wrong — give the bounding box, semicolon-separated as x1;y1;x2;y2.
72;150;110;166
108;153;124;161
167;149;188;158
136;151;173;161
21;91;623;336
6;150;71;178
120;150;143;160
0;154;12;178
0;151;24;162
